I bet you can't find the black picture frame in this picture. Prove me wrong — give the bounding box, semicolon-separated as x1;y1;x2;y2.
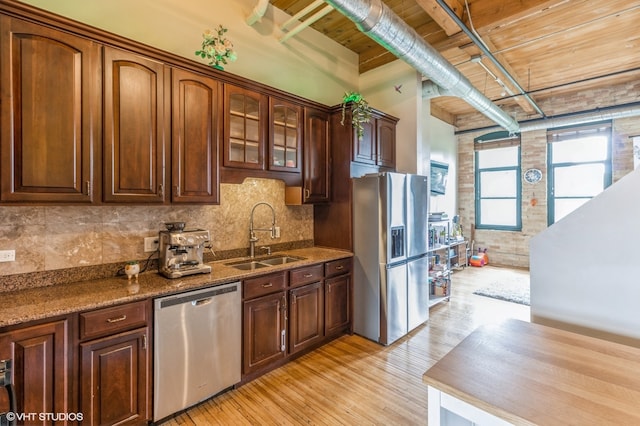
430;160;449;195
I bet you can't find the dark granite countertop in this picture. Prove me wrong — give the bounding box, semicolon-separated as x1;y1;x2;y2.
0;247;352;328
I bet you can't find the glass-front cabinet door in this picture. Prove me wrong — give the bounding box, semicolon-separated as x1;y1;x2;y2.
269;98;301;173
223;84;267;169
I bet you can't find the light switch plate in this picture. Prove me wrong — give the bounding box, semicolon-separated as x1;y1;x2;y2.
0;250;16;262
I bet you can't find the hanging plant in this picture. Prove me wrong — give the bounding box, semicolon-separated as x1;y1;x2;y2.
340;91;372;140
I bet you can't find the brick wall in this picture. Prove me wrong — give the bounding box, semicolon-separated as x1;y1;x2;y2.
456;81;640;268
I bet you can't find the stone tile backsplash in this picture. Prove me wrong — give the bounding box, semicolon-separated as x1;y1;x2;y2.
0;178;313;278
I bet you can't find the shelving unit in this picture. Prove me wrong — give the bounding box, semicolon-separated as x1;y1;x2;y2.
427;218;468;307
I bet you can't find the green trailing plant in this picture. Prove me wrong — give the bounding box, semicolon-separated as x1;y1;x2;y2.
340;91;372;140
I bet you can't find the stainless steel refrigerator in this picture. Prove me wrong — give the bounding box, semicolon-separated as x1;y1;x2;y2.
353;172;430;345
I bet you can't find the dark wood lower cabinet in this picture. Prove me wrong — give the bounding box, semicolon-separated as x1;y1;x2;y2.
0;319;71;424
289;282;324;354
325;273;351;337
243;291;287;375
79;327;149;426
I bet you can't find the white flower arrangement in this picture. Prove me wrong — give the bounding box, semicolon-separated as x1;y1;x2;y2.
195;25;237;70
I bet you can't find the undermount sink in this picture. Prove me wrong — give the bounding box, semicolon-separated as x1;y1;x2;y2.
227;261;270;271
259;256;303;266
225;255;305;270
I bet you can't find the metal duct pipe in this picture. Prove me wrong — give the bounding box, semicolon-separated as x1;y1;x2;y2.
324;0;520;133
456;102;640;135
519;102;640;133
421;79;451;99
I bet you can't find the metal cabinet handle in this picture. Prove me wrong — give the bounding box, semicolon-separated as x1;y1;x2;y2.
335;265;344;270
159;184;164;197
280;329;286;352
262;283;273;288
106;315;127;323
303;273;313;278
304;188;310;199
85;181;91;196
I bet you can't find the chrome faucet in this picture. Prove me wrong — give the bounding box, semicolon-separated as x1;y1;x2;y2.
249;202;276;258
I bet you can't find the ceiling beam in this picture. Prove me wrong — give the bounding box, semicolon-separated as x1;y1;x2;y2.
415;0;464;36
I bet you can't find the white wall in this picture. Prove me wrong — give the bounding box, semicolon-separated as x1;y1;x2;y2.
359;61;424;174
21;0;359;106
428;118;457;216
530;167;640;339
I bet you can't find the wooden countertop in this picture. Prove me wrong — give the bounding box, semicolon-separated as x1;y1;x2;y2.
422;319;640;425
0;247;352;328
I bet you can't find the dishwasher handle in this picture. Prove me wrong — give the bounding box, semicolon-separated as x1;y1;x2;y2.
192;297;212;307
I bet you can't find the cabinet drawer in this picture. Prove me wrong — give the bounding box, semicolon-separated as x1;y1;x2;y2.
290;264;324;287
244;271;287;300
79;300;148;341
325;258;352;277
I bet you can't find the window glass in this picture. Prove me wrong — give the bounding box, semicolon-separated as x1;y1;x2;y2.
477;146;519;168
475;144;521;230
551;136;608;163
548;124;612;225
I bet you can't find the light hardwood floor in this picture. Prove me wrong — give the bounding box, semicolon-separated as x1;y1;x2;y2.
159;265;530;425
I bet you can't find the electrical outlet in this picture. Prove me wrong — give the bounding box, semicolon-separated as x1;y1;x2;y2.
0;250;16;262
274;226;281;238
144;237;159;253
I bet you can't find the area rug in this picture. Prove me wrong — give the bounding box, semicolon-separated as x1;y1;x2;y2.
473;280;530;306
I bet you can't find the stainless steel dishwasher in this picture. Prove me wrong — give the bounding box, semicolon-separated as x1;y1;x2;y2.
153;281;241;421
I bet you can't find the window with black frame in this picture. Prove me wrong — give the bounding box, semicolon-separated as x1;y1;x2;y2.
547;122;612;225
474;132;522;230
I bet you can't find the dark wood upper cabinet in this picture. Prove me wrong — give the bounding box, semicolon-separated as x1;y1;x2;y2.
223;84;268;170
0;16;101;203
351;112;397;170
171;68;220;204
269;97;302;173
285;107;330;205
376;116;396;168
103;47;169;203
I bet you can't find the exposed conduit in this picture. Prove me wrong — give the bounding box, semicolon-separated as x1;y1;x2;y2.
323;0;520;134
455;101;640;135
443;0;546;117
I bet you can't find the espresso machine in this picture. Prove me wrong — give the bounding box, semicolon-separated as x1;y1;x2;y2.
159;222;212;279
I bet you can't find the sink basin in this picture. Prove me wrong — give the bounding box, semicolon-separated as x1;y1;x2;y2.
225;255;305;270
226;260;270;271
259;256;304;266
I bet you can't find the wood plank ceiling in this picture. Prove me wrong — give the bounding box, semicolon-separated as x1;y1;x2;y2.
270;0;640;125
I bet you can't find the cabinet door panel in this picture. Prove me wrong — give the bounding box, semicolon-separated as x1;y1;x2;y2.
223;84;267;170
377;117;396;168
0;319;70;422
269;98;301;172
303;107;330;203
289;281;324;354
243;292;286;375
0;17;100;203
103;47;167;203
325;274;351;337
352;119;376;165
80;327;149;425
171;68;220;203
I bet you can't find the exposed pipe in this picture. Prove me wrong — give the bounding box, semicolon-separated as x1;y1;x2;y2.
280;5;334;43
246;0;269;26
323;0;520;134
455;102;640;135
281;0;325;30
436;0;546;118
